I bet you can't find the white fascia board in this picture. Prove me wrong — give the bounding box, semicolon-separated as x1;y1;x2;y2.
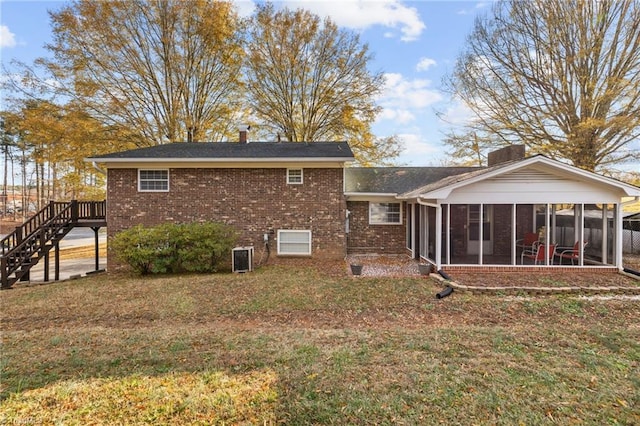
344;192;398;197
345;193;400;202
84;157;353;167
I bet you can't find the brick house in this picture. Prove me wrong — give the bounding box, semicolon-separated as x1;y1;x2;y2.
88;141;640;271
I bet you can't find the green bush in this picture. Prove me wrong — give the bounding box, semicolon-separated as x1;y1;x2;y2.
111;222;237;274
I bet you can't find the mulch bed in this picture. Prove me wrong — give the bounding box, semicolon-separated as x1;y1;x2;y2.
447;271;639;289
343;254;640;290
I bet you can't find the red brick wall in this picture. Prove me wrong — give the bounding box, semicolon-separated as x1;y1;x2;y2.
449;204;467;257
493;204;512;255
107;167;347;269
346;201;407;254
448;204;535;257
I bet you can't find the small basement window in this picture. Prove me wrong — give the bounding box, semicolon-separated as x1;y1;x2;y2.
369;202;402;224
287;168;303;184
139;169;169;192
277;230;312;255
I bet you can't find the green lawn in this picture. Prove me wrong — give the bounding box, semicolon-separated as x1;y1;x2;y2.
1;264;639;424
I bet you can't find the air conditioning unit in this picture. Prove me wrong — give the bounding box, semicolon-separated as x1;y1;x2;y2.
232;246;254;273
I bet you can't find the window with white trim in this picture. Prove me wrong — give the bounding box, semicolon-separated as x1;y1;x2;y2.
287;168;303;184
277;230;312;255
369;202;402;224
138;169;169;192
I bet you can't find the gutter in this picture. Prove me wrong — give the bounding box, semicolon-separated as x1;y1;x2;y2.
84;157;355;163
91;161;106;175
622;196;640;206
343;192;399;197
416;198;439;208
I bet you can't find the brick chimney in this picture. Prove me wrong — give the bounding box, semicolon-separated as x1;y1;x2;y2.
239;125;250;143
487;145;525;166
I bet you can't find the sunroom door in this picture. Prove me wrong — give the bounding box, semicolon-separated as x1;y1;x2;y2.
467;204;493;255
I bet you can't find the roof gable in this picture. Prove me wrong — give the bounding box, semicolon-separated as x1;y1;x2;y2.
400;155;640;200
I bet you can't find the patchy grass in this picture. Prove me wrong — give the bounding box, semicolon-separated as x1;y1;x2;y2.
1;264;639;424
1;371;277;425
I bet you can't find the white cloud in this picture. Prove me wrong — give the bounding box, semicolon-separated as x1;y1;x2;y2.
377;72;442;123
282;0;425;41
379;108;415;124
416;57;436;72
457;1;491;15
439;98;475;126
0;25;17;48
395;132;444;165
231;0;257;18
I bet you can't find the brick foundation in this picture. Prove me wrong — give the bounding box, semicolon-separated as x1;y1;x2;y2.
441;265;618;273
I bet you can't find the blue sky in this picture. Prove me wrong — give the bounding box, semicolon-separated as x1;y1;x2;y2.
0;1;490;166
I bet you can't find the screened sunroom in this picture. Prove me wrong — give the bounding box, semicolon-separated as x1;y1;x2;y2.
401;156;640;270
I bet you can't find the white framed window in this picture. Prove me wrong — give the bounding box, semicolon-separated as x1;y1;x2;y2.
277;230;312;255
369;202;402;225
138;169;169;192
287;168;303;184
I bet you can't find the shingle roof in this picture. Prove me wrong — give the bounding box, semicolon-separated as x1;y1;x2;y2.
89;141;354;160
345;166;482;194
398;165;500;198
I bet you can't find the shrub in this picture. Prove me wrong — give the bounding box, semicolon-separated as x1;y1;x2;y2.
111;222;237;274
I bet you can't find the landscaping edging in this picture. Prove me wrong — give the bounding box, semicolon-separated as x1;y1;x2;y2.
430;273;640;296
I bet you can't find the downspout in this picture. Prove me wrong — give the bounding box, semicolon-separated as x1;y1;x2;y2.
417;198;442;270
91;161;106;175
616;203;624;270
618;197;639;268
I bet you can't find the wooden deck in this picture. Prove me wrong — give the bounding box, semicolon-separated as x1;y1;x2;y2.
1;200;106;289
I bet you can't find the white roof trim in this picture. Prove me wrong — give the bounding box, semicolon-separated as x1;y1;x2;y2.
401;156;640;199
344;192;398;197
85;157;354;164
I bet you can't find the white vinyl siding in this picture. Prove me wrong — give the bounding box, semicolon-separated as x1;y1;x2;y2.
287;168;303;184
138;169;169;192
369;202;402;224
277;230;312;255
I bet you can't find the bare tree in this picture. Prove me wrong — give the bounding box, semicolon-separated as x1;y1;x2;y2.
443;0;640;171
41;0;245;145
244;3;400;164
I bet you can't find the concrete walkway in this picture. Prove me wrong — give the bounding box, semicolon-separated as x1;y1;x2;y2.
4;228;107;284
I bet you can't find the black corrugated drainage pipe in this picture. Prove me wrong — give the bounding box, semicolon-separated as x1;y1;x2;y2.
436;269;454;299
623;267;640;277
436;286;454;299
438;270;452;281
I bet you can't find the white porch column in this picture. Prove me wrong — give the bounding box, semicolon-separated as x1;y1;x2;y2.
435;204;443;270
545;203;550;265
409;202;415;257
574;205;580;244
511;203;517;265
551;204;557;244
446;204;452;265
615;203;623;270
478;204;484;265
424;205;429;260
602;204;608;264
579;203;585;266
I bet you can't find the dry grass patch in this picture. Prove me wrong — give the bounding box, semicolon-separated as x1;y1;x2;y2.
57;242;107;260
1;371;277;425
1;264;639;424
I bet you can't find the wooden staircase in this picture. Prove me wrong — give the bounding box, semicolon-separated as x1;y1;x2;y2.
1;200;106;289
